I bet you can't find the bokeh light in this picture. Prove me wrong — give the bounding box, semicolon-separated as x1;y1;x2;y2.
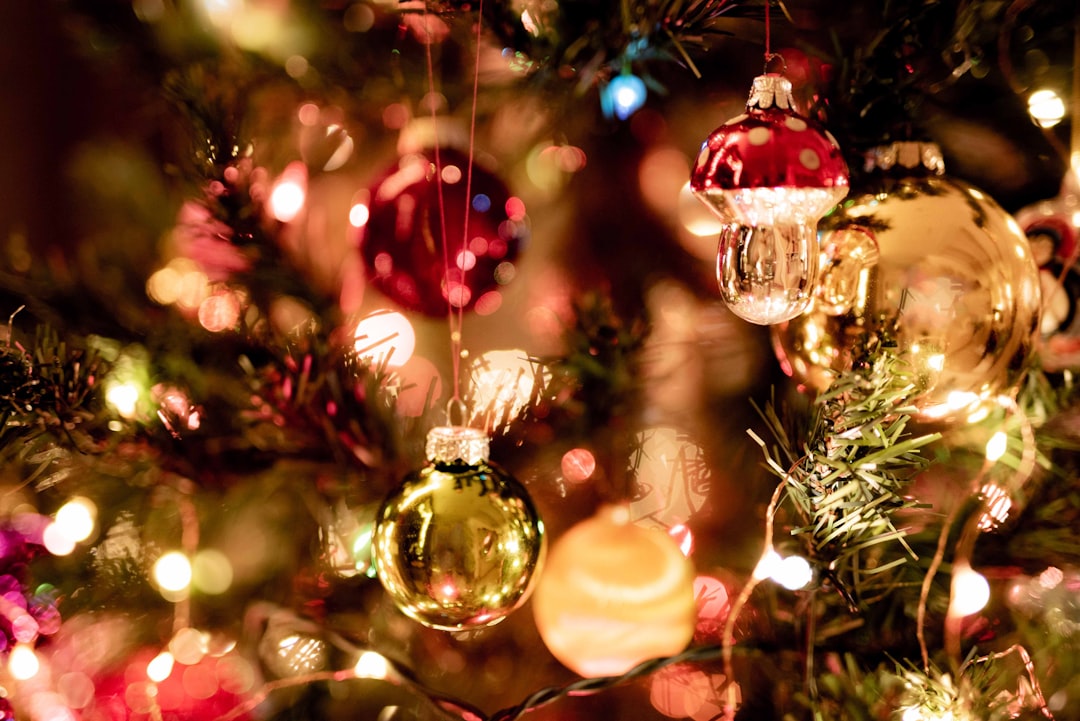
753;550;783;580
269;162;307;223
950;566;990;617
43;522;77;557
561;448;596;484
468;349;546;425
984;430;1008;462
54;497;96;543
147;258;212;311
604;74;647;120
353;309;416;369
11;613;39;643
154;552;193;594
525;142;586;194
198;289;242;333
773;555;813;591
284;55;308;79
298;103;320;126
349;197;370;228
169;627;209;666
199;0;238;28
192;549;234;594
649;664;713;720
146;652;175;683
344;2;375;31
106;382;141;419
9;644;40;680
354;651;391;679
1028;89;1066;128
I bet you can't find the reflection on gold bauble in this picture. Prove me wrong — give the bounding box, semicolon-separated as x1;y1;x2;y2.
773;142;1041;422
372;426;545;631
532;505;696;677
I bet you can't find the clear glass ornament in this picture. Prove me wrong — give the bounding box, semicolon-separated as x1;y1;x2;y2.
372;426;545;631
691;74;849;325
716;221;820;325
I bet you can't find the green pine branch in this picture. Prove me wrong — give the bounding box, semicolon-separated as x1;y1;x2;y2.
753;350;940;610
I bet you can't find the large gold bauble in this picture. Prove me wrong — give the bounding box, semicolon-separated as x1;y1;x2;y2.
773;142;1042;422
532;505;697;678
372;427;545;631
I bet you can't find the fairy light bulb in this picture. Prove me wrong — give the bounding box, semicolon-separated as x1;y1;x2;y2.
949;565;990;617
692;74;849;325
603;74;647;120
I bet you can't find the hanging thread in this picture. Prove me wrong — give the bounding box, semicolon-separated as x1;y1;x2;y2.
421;7;455;406
454;0;485;408
423;0;486;412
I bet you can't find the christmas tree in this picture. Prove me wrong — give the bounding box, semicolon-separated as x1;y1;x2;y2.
1;0;1079;719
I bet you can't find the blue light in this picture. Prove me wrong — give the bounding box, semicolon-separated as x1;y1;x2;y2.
602;74;647;121
472;193;492;212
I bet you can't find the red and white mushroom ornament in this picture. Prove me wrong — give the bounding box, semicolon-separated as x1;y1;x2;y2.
691;73;849;325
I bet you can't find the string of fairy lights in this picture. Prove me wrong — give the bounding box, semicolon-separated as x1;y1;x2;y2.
3;1;1080;720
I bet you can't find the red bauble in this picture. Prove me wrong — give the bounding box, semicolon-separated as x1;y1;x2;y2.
358;148;528;317
690;73;848;224
690;74;849;325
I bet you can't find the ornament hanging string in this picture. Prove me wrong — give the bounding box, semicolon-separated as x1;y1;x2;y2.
421;9;455;403
423;0;486;411
454;0;485;406
763;0;784;74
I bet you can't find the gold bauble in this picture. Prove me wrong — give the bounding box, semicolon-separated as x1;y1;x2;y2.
372;426;545;631
773;142;1042;422
532;505;697;677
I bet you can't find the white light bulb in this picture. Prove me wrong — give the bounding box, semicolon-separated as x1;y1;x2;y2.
154;552;193;593
772;555;814;591
984;431;1008;462
950;566;990;617
146;651;175;683
354;651;391;679
9;644;40;680
1028;89;1066;128
106;382;141;418
753;550;783;580
55;497;97;543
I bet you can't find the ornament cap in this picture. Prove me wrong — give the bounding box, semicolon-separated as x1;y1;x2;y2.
863;141;945;176
425;425;490;466
747;73;795;111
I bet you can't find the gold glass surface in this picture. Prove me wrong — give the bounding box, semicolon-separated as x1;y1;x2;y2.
774;169;1042;422
373;459;545;631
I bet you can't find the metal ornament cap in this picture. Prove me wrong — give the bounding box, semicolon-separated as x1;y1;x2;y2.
863;140;946;176
425;425;489;466
690;74;849;224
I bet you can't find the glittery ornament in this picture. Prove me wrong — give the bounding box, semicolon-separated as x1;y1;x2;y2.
773;141;1042;422
372;426;544;631
358;148;528;317
691;74;848;325
532;505;697;677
